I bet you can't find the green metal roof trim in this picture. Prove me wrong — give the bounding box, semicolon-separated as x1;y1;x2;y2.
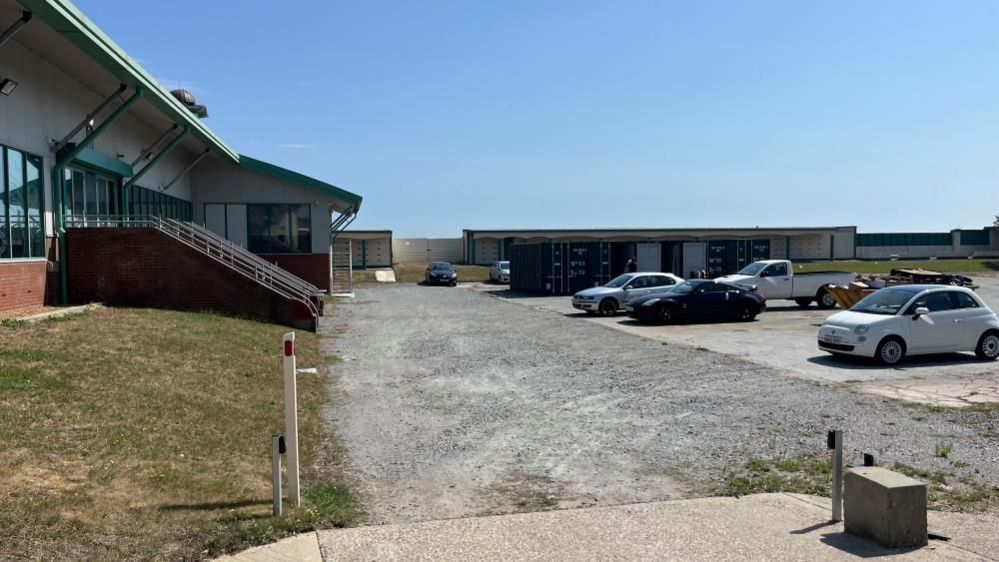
69;146;133;177
17;0;239;163
239;155;362;209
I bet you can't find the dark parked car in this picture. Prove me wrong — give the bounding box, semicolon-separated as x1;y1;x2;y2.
625;279;766;323
425;262;458;286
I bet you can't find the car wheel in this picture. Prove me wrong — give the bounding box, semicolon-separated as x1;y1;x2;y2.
975;330;999;361
657;305;674;324
816;289;837;310
737;305;756;322
794;298;813;308
875;336;906;366
598;298;618;317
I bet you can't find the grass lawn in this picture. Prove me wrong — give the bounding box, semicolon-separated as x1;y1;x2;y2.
795;259;999;275
0;307;359;560
392;262;491;283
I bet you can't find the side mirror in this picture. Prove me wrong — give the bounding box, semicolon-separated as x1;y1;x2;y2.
913;306;929;319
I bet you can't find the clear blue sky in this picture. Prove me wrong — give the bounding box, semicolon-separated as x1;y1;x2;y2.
78;0;999;237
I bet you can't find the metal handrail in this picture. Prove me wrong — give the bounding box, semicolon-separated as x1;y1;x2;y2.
65;215;321;319
176;218;323;296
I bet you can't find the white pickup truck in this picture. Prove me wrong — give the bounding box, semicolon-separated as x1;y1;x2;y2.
715;260;855;309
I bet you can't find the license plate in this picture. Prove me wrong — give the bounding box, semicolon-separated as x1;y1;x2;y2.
822;334;842;344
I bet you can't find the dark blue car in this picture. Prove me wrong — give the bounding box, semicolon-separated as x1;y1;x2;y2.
625;279;766;324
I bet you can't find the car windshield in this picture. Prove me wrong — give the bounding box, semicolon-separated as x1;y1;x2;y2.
430;263;453;272
669;281;697;295
605;274;634;288
499;261;509;269
736;262;767;276
851;287;920;315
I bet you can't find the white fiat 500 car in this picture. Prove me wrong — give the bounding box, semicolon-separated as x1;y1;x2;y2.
817;285;999;365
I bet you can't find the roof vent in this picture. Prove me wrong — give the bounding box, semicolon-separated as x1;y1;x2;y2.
170;89;208;119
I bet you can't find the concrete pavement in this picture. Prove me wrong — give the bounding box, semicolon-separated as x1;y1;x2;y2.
221;494;998;561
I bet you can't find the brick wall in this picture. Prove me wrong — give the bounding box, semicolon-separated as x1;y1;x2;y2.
257;253;331;291
66;228;316;330
0;261;48;312
0;238;56;313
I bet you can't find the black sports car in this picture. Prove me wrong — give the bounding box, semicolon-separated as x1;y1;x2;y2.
626;279;766;324
425;262;458;286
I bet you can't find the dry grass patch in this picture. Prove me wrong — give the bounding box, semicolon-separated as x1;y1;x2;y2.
795;259;999;275
0;307;358;560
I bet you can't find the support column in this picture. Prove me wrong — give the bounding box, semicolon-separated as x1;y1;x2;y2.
53;87;144;304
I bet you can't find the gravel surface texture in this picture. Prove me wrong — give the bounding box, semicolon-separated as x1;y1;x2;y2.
321;284;998;524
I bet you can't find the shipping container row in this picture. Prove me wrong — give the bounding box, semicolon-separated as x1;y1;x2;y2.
510;239;773;295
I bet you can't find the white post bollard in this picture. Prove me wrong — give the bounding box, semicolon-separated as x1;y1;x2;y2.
283;332;301;507
830;429;844;522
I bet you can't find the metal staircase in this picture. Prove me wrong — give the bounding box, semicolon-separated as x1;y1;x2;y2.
330;238;353;296
65;215;325;321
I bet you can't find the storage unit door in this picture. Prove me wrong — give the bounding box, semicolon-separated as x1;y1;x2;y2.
636;243;662;272
683;242;707;278
707;241;728;278
751;239;771;261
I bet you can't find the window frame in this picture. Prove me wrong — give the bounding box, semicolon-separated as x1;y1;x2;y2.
905;291;956;315
246;203;313;254
1;144;47;260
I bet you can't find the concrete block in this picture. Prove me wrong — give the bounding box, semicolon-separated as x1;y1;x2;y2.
844;466;927;548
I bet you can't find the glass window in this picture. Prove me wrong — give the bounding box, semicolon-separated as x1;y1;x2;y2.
651;276;675;287
98;177;111;216
852;287;921;315
0;149;8;258
605;274;633;288
27;156;43;258
764;263;787;277
951;292;980;309
1;145;45;259
629;276;651;289
247;204;312;253
907;291;954;314
85;173;98;215
700;282;729;293
7;150;26;258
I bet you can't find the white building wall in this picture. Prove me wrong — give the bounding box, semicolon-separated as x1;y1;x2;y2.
769;237;787;259
334;233;393;268
474;238;500;264
787;234;828;260
191;158;338;254
392;238;462;263
0;38;197;238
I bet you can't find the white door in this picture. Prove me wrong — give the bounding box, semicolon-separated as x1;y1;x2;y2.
682;243;707;278
759;262;793;299
636;243;661;272
906;291;964;353
622;275;655;301
205;204;225;238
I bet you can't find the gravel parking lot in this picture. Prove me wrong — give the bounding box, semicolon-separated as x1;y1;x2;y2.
471;276;999;386
323;284;998;525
